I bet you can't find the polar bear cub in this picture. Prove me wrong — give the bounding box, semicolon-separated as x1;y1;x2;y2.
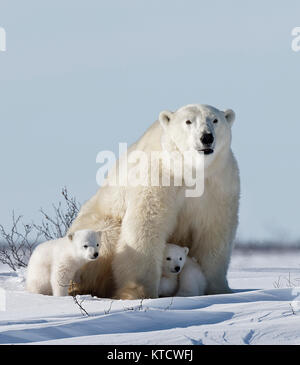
159;243;207;297
26;230;101;296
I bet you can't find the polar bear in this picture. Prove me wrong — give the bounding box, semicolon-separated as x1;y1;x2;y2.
159;244;189;297
175;250;207;298
68;103;240;299
26;229;101;296
159;243;206;297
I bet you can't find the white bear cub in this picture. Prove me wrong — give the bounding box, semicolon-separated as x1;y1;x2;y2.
159;243;207;297
26;230;101;296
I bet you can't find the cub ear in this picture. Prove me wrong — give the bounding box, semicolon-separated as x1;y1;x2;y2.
224;109;235;125
68;233;74;241
159;110;173;130
184;246;189;256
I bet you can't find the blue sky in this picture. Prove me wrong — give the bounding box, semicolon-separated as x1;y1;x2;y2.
0;0;299;242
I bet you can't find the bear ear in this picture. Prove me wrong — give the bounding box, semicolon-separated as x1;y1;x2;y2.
68;233;74;241
184;246;189;256
224;109;235;126
159;110;173;130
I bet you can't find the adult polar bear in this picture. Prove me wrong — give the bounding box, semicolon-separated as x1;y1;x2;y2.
69;104;240;299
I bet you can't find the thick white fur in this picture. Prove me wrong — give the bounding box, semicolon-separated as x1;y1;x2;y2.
69;104;240;299
159;243;188;297
176;258;207;297
159;243;207;297
26;230;101;296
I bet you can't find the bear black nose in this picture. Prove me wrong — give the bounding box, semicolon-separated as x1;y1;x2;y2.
175;266;180;272
93;252;98;258
200;133;214;145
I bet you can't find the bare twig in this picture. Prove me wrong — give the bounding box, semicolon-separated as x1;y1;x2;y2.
274;273;299;289
273;276;282;288
137;298;144;311
33;187;81;240
164;297;174;311
104;300;114;315
289;303;297;315
72;295;89;317
0;187;81;271
0;212;42;270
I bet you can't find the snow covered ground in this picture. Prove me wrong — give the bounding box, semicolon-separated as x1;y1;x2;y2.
0;249;300;345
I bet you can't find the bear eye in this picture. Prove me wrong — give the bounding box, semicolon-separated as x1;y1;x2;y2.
166;257;171;261
185;120;192;125
83;245;88;249
213;118;218;124
96;244;99;247
179;257;182;260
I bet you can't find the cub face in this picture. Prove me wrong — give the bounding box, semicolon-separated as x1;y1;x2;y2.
68;229;101;261
159;104;235;166
162;243;189;275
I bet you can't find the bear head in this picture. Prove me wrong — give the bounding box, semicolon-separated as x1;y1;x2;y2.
68;229;101;261
159;104;235;168
162;243;189;275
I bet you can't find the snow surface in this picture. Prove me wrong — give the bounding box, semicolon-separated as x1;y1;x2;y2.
1;250;300;345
